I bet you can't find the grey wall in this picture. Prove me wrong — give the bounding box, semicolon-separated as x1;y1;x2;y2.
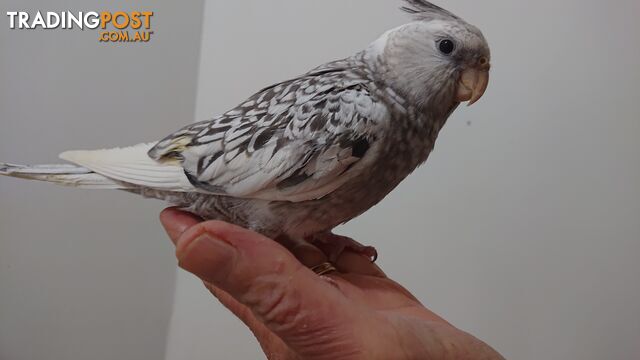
0;1;204;360
167;0;640;359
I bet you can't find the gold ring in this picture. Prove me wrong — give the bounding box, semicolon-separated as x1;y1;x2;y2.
311;262;337;276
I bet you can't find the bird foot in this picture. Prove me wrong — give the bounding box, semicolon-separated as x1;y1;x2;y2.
307;232;378;263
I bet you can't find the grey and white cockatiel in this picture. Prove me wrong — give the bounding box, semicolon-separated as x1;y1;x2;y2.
1;1;490;261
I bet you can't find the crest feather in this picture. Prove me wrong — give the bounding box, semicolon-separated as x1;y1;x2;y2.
400;0;460;21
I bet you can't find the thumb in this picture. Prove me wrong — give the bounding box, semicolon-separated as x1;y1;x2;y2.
160;209;373;359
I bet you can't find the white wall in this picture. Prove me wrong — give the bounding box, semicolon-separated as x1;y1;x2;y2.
167;0;640;359
0;1;204;359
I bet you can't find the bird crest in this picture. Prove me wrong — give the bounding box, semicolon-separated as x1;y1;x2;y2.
400;0;460;21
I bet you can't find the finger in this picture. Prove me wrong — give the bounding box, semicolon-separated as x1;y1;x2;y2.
160;209;293;354
202;282;294;357
334;250;387;277
288;242;329;269
160;208;328;328
174;220;377;358
159;207;202;245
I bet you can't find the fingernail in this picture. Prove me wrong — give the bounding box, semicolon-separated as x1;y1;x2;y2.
160;208;203;245
161;221;188;244
177;233;236;282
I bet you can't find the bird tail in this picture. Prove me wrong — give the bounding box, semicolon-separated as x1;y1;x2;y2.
0;163;128;189
2;143;194;193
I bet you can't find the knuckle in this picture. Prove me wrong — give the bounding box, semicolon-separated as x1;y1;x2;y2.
247;266;308;331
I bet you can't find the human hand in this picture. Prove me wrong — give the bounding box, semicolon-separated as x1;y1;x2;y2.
160;208;504;360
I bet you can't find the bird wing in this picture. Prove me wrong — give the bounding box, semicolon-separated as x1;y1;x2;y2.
148;65;390;202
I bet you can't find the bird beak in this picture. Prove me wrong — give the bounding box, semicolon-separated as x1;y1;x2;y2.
456;65;490;106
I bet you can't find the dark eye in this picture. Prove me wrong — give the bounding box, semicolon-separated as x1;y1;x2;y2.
438;39;455;55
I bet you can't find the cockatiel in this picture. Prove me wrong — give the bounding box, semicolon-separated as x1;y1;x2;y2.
1;1;490;261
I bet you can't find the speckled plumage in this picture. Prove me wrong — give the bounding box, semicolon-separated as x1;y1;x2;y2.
1;1;491;244
141;54;451;239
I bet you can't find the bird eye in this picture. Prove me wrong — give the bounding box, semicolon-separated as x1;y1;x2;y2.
438;39;455;55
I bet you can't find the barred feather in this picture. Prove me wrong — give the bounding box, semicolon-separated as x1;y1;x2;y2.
148;61;390;202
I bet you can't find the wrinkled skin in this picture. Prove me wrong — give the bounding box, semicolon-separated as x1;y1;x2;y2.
160;208;505;360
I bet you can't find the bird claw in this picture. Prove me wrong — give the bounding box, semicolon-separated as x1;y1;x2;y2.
307;232;378;263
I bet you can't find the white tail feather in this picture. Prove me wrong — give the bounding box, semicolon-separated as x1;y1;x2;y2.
0;163;125;189
59;143;195;192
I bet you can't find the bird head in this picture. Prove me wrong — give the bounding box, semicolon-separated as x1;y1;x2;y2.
368;1;490;110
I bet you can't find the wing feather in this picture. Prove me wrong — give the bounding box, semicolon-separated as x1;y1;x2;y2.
149;62;390;202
